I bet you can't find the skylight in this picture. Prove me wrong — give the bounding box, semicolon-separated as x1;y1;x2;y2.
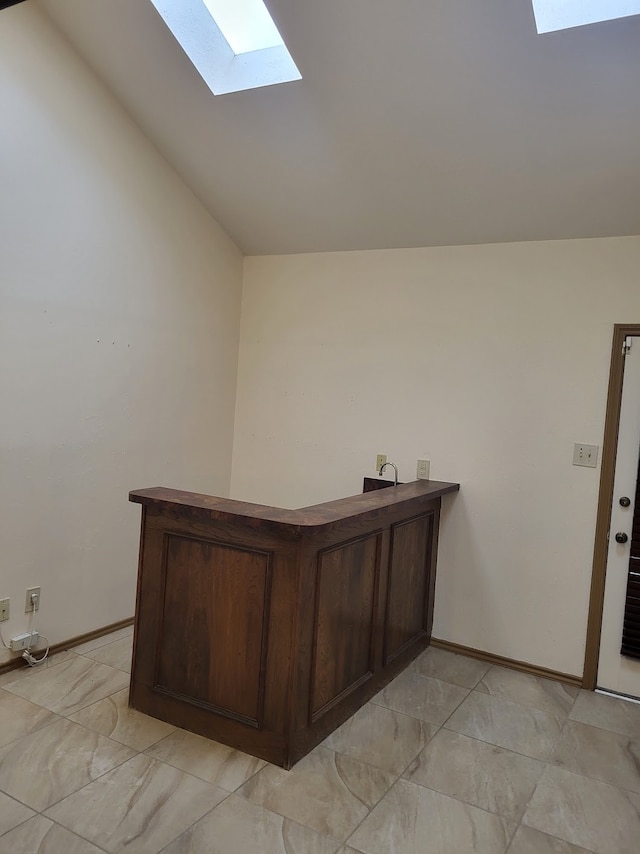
532;0;640;33
149;0;301;95
201;0;283;55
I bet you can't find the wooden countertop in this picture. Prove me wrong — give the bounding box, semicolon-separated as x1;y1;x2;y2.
129;480;460;535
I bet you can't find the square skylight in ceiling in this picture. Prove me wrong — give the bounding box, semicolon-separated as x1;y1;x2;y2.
149;0;301;95
532;0;640;33
201;0;283;54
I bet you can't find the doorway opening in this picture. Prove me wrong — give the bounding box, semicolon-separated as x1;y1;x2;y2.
583;323;640;690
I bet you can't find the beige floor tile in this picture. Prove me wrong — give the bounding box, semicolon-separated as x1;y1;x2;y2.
0;665;26;687
0;815;105;854
0;648;60;678
146;728;265;791
551;719;640;792
410;647;491;688
72;626;134;655
570;690;640;738
404;728;544;820
0;689;58;748
69;688;175;751
162;794;340;853
372;669;469;725
0;791;35;836
508;824;595;854
41;650;81;669
322;702;436;774
0;717;134;811
44;754;227;854
522;765;640;854
3;644;640;854
476;667;579;717
81;637;132;673
1;655;129;715
347;778;515;854
239;745;396;841
445;691;563;760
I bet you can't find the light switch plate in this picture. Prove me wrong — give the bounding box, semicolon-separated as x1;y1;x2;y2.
0;598;9;622
573;444;598;468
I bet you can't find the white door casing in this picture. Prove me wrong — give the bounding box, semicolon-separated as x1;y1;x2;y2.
598;337;640;697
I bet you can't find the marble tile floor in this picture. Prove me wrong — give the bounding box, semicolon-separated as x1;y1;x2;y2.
1;631;640;853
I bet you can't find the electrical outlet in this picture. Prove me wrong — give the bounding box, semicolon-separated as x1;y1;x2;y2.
417;459;430;480
573;444;599;468
25;586;40;613
376;453;387;471
0;598;9;622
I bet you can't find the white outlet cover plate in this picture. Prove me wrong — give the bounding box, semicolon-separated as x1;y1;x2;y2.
573;443;599;468
417;459;431;480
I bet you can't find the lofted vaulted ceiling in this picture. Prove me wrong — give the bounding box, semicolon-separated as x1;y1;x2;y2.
35;0;640;254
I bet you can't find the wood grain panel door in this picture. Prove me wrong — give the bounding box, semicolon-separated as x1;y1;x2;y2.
155;534;272;726
384;513;433;663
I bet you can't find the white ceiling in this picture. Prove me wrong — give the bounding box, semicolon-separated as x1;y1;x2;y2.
36;0;640;255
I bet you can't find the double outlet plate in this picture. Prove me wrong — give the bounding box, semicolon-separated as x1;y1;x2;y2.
573;444;598;468
376;455;430;480
0;586;41;623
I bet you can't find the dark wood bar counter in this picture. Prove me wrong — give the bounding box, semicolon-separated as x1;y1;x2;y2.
129;479;459;768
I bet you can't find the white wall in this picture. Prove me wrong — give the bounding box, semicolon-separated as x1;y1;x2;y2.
0;5;243;663
232;237;640;677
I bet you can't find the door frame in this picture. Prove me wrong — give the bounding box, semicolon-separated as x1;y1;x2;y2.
583;323;640;689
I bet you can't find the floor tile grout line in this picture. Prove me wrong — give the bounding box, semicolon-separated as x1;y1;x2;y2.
342;775;519;852
75;651;132;673
434;722;557;764
503;817;521;853
37;743;139;815
336;719;462;848
69;629;134;656
1;659;130;717
456;683;574;721
567;711;640;740
140;742;267;793
41;755;237;851
339;760;407;848
438;721;561;765
1;703;144;816
0;797;37;836
400;716;640;811
0;654;77;686
518;810;600;854
0;710;67;754
536;755;640;798
399;757;545;826
235;742;406;846
407;658;491;692
365;687;471;730
46;815;112;853
199;792;345;853
3;647;640;851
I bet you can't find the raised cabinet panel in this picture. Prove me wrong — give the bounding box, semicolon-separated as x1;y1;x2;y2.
310;533;380;720
384;514;433;663
156;534;271;726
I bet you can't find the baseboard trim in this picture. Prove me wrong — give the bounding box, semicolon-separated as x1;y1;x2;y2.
0;617;134;676
430;637;584;689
